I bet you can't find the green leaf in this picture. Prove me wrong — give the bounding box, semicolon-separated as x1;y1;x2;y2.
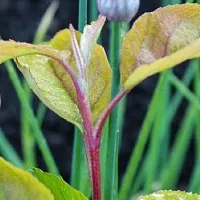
49;27;111;125
33;168;88;200
16;53;82;130
0;39;83;130
0;17;111;130
120;4;200;90
137;190;200;200
0;157;54;200
0;40;60;63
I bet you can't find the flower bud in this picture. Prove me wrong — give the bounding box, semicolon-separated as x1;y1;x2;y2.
97;0;140;22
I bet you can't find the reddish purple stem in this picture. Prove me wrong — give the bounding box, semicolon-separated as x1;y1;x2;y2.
52;56;128;200
94;90;128;148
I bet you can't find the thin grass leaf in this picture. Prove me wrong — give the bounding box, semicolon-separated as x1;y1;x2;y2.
170;74;200;113
119;73;169;200
5;60;59;174
160;106;195;189
0;129;24;169
188;59;200;192
144;72;170;194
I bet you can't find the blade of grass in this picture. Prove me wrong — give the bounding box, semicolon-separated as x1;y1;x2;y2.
119;73;169;200
5;60;59;174
89;0;98;22
71;0;87;190
131;66;194;196
104;21;121;200
104;22;128;200
159;75;171;172
167;63;194;123
171;0;181;3
0;128;24;168
170;74;200;112
194;59;200;159
33;1;59;44
144;72;171;194
21;1;59;168
160;105;195;189
21;83;36;168
188;59;200;192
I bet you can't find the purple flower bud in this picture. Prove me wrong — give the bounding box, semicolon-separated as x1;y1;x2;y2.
97;0;140;22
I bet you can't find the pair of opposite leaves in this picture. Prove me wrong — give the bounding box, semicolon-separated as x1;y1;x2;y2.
0;156;199;200
0;4;200;131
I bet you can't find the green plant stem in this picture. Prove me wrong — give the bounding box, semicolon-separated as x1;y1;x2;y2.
160;106;195;189
131;66;194;196
5;60;59;174
160;73;171;171
71;0;87;190
33;1;59;44
144;71;171;194
194;59;200;158
71;130;84;189
130;64;195;196
104;22;124;200
188;59;200;192
37;102;47;126
119;73;169;200
0;129;24;168
167;63;194;122
170;74;200;112
21;84;36;168
21;1;58;168
90;0;98;21
171;0;181;3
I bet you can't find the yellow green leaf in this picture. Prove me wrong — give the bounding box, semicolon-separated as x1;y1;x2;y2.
120;4;200;90
0;40;82;129
0;40;60;63
16;54;82;130
0;157;54;200
0;18;111;129
137;190;200;200
50;28;111;124
33;168;88;200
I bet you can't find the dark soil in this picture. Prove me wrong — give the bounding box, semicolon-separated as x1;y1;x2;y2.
0;0;194;189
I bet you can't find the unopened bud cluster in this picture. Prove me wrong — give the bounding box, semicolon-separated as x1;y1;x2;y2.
97;0;140;22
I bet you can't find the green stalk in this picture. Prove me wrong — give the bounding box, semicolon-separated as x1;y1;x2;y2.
170;74;200;112
21;83;35;168
104;22;126;200
89;0;98;21
71;0;87;190
5;61;59;174
194;59;200;158
119;73;169;200
171;0;181;3
188;59;200;192
33;1;59;44
160;106;195;189
167;63;194;122
131;66;194;196
160;75;171;171
21;1;59;168
0;129;24;168
144;72;171;194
